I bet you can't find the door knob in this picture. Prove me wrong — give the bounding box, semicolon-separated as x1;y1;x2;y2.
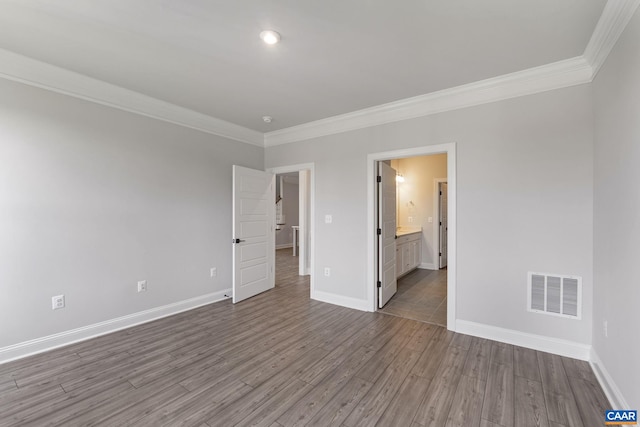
233;238;246;244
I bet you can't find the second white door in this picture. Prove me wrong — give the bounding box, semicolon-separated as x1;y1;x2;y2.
378;162;397;308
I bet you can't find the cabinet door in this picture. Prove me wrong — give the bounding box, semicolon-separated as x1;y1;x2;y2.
402;244;411;270
396;246;403;277
411;240;420;269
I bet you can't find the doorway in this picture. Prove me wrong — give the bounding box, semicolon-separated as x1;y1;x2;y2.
268;163;315;299
367;143;456;331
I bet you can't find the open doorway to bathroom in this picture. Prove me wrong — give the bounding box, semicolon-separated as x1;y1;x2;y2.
375;152;450;327
378;154;448;325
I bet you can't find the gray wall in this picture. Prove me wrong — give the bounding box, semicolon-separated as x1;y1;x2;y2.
266;84;594;344
593;8;640;408
0;79;263;347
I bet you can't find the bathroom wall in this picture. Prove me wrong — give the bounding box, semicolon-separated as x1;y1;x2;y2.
393;154;448;269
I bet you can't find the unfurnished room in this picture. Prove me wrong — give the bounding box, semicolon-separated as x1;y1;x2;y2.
1;1;639;426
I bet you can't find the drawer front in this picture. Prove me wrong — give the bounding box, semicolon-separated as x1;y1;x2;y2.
396;235;411;245
396;232;420;245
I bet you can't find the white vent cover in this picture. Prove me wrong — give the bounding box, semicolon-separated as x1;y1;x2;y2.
527;272;582;319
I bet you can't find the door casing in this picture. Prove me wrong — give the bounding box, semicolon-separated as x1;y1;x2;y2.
267;163;315;299
367;143;457;331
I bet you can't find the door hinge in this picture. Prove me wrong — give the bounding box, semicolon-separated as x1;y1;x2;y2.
377;228;382;235
439;221;442;226
377;281;382;288
439;252;442;256
440;191;442;195
377;176;382;183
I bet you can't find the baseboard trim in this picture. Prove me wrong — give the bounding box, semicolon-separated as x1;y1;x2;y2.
276;243;293;250
311;290;370;312
589;348;629;409
456;320;591;361
419;262;437;270
0;289;231;364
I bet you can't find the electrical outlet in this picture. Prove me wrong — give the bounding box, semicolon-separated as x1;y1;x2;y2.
603;320;608;338
325;214;332;224
137;280;147;292
52;295;65;310
324;267;331;277
210;267;217;278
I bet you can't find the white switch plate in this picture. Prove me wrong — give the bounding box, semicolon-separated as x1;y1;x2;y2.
137;280;147;292
324;267;331;277
325;214;332;224
428;217;433;223
52;295;65;310
210;267;217;278
408;216;413;223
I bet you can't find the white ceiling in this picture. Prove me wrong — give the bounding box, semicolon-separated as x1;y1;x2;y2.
0;0;606;133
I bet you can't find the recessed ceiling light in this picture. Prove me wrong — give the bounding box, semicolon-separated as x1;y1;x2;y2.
262;116;273;123
259;30;281;45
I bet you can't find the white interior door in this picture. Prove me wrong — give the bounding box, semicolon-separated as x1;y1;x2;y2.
439;182;448;268
232;165;275;303
378;162;397;308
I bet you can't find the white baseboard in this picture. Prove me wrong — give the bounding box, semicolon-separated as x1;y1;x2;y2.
456;320;591;361
276;243;293;249
589;348;629;409
311;290;370;312
419;262;437;270
0;289;231;365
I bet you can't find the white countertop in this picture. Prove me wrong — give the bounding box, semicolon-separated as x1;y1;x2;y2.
396;227;422;237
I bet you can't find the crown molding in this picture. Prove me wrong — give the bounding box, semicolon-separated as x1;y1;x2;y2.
584;0;640;76
0;49;264;147
264;57;592;147
3;1;637;149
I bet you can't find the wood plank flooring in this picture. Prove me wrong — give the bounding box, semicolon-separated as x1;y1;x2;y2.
379;268;447;326
0;250;609;426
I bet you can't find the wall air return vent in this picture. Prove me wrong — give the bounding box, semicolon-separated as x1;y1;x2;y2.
527;272;582;319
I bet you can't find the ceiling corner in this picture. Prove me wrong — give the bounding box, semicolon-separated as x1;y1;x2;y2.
584;0;640;77
0;48;265;147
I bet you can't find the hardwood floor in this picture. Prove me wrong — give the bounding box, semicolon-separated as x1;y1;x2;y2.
0;251;609;426
379;268;447;326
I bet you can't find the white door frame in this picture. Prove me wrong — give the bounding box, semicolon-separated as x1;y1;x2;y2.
367;143;457;331
433;178;448;269
267;163;315;297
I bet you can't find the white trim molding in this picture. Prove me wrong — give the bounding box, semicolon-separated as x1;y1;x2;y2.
264;57;592;146
1;3;637;149
267;163;316;289
367;143;457;331
311;290;370;312
589;348;630;410
0;289;231;365
263;1;639;147
419;263;437;270
584;0;640;76
456;320;591;361
0;49;263;146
